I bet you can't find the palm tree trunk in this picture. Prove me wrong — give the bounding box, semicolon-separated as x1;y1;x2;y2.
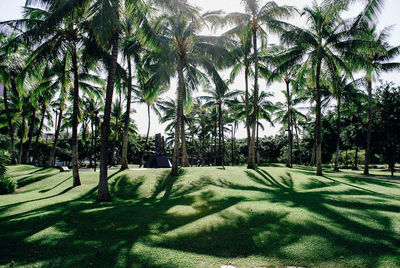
18;116;26;165
244;65;250;150
3;86;16;164
256;113;260;164
140;104;151;168
181;118;190;167
121;55;133;170
364;78;372;175
334;96;341;171
71;46;81;187
218;103;223;166
33;103;47;163
98;33;119;202
286;80;293;168
231;123;234;166
94;112;98;172
248;24;258;169
315;58;323;176
23;109;36;164
294;118;303;165
214;123;217;166
46;106;63;167
90;118;94;168
171;55;184;176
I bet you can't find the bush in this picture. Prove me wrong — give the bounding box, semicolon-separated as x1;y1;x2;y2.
0;176;17;194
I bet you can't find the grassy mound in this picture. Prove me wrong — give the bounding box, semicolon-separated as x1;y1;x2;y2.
1;165;399;267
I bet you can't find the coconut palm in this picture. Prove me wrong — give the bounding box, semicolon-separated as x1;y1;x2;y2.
352;25;400;175
200;80;240;166
0;34;24;164
155;2;231;175
274;1;366;175
223;0;294;169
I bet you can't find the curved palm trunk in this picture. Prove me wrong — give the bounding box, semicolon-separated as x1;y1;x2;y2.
33;103;47;163
171;56;184;176
18;116;26;165
23;109;37;164
97;33;119;202
286;80;293;168
363;79;372;175
315;58;323;176
3;86;16;164
139;104;151;168
244;65;251;150
248;24;258;169
333;96;341;171
121;56;133;170
46;106;63;167
181;118;190;167
71;47;81;187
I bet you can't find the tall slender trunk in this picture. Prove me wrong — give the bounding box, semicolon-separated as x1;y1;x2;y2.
256;113;260;164
71;45;81;187
3;86;16;164
94;112;98;172
214;122;217;166
90;119;94;168
286;80;292;168
18;116;26;164
121;55;133;170
171;55;184;176
33;103;47;163
181;118;190;167
18;116;27;165
46;106;63;167
315;57;323;176
218;103;223;166
98;33;119;202
244;65;250;150
364;78;372;175
23;109;36;164
140;104;151;168
334;96;341;171
294;117;303;165
248;22;258;169
231;123;234;166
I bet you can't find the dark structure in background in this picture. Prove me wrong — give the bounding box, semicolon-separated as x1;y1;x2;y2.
145;134;172;168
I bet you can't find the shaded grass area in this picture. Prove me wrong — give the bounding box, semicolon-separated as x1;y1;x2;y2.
0;164;400;267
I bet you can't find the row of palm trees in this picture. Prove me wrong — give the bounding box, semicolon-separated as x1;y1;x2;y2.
0;0;398;201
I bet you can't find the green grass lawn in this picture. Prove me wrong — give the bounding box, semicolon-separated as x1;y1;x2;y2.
1;165;400;267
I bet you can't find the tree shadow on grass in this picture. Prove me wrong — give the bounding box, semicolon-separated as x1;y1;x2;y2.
16;174;55;188
1;168;400;267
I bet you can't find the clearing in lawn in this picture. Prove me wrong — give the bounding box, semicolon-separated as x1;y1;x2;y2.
1;165;400;267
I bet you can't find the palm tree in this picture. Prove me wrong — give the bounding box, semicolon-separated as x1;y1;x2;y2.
119;1;156;170
221;18;253;150
200;80;240;166
155;2;231;175
224;0;294;169
352;25;400;175
275;2;363;175
0;34;24;164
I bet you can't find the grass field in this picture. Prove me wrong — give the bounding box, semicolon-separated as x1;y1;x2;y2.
1;164;400;268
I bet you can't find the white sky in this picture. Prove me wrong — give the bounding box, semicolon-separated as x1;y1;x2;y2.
1;0;400;138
